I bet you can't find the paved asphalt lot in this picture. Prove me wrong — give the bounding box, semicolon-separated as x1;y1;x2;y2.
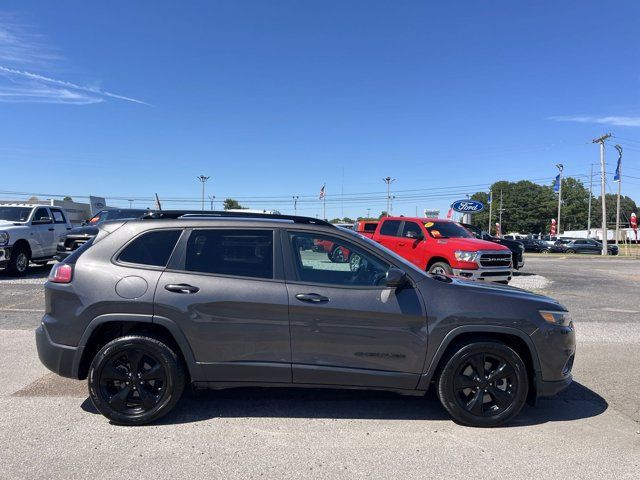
1;257;639;479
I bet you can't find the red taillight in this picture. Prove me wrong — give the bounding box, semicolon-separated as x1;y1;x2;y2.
49;264;73;283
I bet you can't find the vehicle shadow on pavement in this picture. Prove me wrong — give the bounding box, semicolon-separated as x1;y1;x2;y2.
80;381;607;427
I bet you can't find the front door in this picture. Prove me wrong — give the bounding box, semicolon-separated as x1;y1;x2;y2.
397;220;426;267
30;207;54;258
284;230;428;390
155;228;291;383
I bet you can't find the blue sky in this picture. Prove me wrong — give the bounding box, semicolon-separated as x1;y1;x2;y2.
1;1;640;219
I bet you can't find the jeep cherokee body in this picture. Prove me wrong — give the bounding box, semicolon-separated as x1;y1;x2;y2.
35;212;575;427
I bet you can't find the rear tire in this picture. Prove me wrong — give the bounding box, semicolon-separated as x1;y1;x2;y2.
540;248;550;254
6;245;30;276
565;249;576;254
88;335;185;425
437;341;528;427
428;262;453;276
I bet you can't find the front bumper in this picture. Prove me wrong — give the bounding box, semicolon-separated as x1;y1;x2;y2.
452;268;512;283
35;324;83;379
0;246;12;268
531;323;576;397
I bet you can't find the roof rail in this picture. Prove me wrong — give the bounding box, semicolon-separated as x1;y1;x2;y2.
141;210;335;227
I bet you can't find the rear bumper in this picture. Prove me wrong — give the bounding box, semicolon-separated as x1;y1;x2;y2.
452;268;512;283
35;324;83;379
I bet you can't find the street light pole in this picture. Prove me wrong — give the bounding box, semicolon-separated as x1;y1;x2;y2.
292;196;299;215
593;133;612;255
556;164;563;236
128;199;133;208
383;177;395;216
196;175;210;211
208;195;216;210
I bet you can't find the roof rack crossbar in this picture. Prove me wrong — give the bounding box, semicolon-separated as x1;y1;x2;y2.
141;210;334;227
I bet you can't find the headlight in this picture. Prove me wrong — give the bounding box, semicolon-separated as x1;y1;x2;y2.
539;310;571;326
454;250;478;262
0;231;9;245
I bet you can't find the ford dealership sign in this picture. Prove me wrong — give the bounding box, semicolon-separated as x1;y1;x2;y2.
451;199;484;214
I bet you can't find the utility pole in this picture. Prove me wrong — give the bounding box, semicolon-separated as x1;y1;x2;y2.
592;133;612;255
556;164;563;235
383;177;395;217
487;191;493;234
390;195;396;215
208;195;216;210
366;208;371;219
587;164;593;237
614;144;623;245
292;195;299;215
498;189;504;237
128;199;133;208
196;175;210;211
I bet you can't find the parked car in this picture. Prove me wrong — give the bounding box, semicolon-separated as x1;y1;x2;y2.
36;211;575;427
371;217;513;283
518;237;551;253
461;223;524;270
551;238;619;255
0;204;72;275
56;208;149;261
353;220;379;239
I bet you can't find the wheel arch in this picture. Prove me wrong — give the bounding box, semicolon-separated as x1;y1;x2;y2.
76;313;200;381
418;326;541;403
12;238;32;256
426;256;450;270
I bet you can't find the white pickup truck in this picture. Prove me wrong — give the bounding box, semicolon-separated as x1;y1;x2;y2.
0;204;73;276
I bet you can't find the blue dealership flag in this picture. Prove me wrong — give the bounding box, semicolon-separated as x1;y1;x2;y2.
614;157;621;181
488;191;492;204
553;174;561;193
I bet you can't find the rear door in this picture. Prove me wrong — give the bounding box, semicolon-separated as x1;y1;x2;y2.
154;228;291;383
50;208;72;248
374;219;402;250
283;229;428;390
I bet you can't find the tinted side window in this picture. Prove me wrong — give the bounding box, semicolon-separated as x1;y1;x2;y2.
33;208;51;223
379;220;401;236
51;209;66;224
289;232;390;287
184;229;273;279
118;230;181;267
402;221;423;238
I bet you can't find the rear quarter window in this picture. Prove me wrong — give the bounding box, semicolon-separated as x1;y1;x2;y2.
118;230;181;267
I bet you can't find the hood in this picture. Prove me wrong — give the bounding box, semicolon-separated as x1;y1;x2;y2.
65;225;99;236
441;275;562;306
0;220;27;229
432;236;510;251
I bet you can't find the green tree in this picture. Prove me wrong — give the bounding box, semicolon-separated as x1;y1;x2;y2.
63;196;73;202
223;198;244;210
592;194;638;228
378;211;388;219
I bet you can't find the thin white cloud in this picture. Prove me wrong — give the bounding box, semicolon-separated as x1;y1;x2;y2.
0;14;148;106
549;115;640;127
0;65;149;105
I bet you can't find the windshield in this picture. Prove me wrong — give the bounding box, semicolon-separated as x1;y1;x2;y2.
0;206;33;222
88;209;148;224
424;221;473;239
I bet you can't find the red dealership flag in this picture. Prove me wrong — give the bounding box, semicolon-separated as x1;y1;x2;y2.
550;218;557;236
495;222;501;237
446;208;453;219
631;213;637;241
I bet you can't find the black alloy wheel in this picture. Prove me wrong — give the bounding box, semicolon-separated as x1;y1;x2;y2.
330;246;347;263
88;335;185;425
437;341;528;427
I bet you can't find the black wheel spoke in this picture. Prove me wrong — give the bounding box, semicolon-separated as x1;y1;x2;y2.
141;363;163;381
454;374;478;391
102;364;128;382
108;385;131;410
488;385;513;410
126;349;144;375
138;388;158;410
486;362;514;383
469;354;485;379
466;389;484;415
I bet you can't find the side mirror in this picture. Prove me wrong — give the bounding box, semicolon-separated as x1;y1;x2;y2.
33;216;52;225
405;231;423;240
385;268;407;288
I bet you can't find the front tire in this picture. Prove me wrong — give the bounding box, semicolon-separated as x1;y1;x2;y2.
6;245;30;276
437;341;529;427
428;261;453;276
565;249;576;254
88;335;185;425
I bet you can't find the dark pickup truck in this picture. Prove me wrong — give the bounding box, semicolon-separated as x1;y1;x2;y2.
462;223;524;270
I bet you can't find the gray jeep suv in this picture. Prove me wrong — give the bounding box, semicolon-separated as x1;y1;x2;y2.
35;211;575;427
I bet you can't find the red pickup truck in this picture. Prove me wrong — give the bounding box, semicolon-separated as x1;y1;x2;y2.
353;220;379;238
371;217;513;283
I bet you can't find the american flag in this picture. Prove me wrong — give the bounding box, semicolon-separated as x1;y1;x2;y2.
319;184;326;200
